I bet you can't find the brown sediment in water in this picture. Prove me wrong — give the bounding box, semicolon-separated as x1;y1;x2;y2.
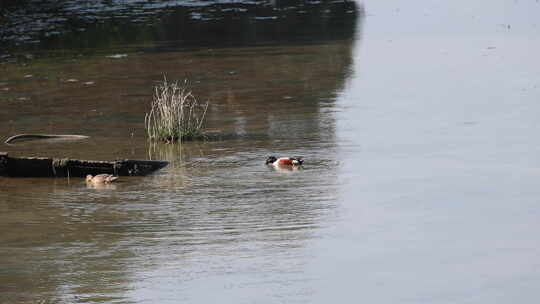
0;39;355;161
0;1;362;302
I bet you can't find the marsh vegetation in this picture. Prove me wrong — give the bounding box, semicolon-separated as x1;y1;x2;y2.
145;78;208;143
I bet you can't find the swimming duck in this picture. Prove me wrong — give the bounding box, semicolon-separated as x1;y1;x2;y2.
86;174;119;184
265;156;304;166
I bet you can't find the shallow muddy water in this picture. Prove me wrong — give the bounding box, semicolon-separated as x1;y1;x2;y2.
2;0;540;303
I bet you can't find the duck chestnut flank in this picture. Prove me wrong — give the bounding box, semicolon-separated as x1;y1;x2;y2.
265;156;304;166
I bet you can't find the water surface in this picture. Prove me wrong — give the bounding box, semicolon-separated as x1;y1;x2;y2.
2;0;540;303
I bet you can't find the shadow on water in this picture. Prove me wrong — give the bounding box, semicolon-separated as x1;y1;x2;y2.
0;0;363;303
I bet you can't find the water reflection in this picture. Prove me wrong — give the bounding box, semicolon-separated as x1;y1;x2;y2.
0;0;362;302
85;182;118;190
1;0;360;55
0;40;357;161
267;163;304;174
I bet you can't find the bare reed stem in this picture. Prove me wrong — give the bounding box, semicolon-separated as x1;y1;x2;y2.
145;78;208;142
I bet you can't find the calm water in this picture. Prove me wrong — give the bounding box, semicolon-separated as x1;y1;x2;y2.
1;0;540;303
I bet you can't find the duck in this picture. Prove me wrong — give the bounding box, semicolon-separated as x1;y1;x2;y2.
265;156;304;166
86;174;119;184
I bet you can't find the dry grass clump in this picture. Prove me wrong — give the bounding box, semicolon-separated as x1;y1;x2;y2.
145;79;208;142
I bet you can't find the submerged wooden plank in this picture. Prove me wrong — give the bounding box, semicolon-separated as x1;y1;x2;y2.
0;152;168;177
0;152;7;176
7;157;53;177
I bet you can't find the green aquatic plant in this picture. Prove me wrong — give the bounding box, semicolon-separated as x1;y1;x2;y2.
145;78;208;142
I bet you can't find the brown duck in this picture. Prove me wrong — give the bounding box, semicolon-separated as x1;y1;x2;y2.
86;174;119;184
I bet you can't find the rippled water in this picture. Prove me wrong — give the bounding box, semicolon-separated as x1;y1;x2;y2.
2;0;540;303
1;1;358;302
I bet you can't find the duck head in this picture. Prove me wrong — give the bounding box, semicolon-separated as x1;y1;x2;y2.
265;156;277;165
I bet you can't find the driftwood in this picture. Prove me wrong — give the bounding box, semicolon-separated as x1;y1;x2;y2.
4;134;89;144
0;152;168;177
